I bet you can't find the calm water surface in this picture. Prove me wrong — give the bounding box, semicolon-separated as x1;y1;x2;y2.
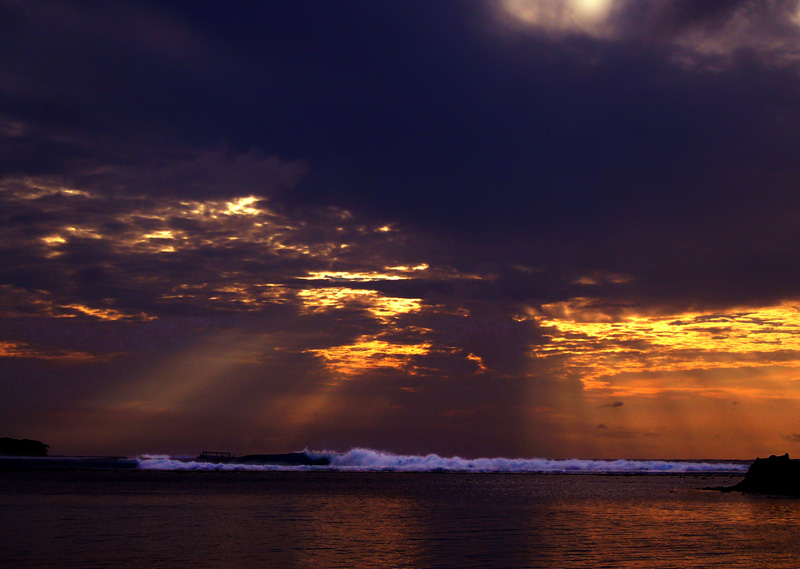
1;470;798;568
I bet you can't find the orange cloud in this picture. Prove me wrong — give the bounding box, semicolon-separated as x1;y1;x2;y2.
531;299;800;398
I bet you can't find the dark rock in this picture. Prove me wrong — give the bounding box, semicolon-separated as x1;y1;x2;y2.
193;451;331;466
0;437;49;457
233;452;330;466
730;453;800;496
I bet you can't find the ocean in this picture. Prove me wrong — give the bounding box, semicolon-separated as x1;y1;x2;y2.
1;451;797;568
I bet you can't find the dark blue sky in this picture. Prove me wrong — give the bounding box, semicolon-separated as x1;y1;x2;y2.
2;0;800;458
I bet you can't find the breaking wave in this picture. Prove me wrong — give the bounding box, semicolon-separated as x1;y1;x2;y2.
135;448;749;474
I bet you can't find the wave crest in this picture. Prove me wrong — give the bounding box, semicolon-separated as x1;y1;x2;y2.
135;448;748;473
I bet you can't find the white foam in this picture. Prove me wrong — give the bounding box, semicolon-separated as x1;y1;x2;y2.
135;448;749;474
328;448;747;473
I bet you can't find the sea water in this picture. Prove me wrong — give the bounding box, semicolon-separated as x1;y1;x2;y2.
0;456;798;568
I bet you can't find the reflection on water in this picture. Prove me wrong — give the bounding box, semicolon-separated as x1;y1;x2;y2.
1;471;799;568
290;489;424;568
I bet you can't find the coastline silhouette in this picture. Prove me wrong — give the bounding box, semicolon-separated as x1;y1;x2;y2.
0;437;48;457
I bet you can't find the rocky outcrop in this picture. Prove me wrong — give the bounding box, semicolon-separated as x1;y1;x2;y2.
730;453;800;496
193;451;331;466
0;437;49;457
234;453;330;466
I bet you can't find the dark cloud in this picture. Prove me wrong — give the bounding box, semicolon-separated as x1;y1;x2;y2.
81;148;308;199
630;0;754;36
636;0;800;43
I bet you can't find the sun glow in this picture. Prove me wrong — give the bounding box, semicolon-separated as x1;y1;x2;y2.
570;0;612;22
500;0;613;32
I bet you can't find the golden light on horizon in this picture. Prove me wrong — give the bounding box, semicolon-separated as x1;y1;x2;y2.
532;299;800;397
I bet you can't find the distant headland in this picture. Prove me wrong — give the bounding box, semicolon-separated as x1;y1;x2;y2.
0;437;49;457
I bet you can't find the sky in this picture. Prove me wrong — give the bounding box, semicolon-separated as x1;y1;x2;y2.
2;0;800;459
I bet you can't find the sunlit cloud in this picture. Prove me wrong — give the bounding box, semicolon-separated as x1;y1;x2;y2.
0;285;155;322
0;340;111;362
0;174;432;320
465;352;489;373
531;299;800;398
573;272;632;286
59;304;156;322
297;288;422;323
8;178;94;200
299;264;429;282
224;196;262;216
308;337;432;379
